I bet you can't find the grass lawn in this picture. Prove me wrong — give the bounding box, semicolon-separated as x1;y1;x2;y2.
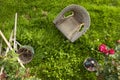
0;0;120;80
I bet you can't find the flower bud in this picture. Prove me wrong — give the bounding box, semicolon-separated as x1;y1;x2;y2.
109;49;115;55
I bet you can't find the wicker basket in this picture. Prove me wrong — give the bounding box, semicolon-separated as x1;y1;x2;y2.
53;4;90;42
17;45;34;64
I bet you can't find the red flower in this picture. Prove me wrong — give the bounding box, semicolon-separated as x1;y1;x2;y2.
109;49;115;55
99;44;108;54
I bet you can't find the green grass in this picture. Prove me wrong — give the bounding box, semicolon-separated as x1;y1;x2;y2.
0;0;120;80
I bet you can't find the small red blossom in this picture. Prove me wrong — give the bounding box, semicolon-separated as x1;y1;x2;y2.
109;49;115;55
98;44;108;54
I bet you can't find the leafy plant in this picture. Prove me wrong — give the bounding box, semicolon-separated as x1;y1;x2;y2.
97;42;120;80
0;51;41;80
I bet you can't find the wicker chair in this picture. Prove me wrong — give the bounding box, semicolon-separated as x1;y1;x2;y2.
53;4;90;42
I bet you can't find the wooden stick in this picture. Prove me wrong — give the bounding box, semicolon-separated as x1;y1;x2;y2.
0;40;2;55
0;30;13;51
16;41;22;47
0;66;4;75
5;30;14;56
14;13;18;50
17;58;25;69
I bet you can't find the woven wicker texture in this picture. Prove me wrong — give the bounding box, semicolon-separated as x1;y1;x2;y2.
53;4;90;42
17;46;34;64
